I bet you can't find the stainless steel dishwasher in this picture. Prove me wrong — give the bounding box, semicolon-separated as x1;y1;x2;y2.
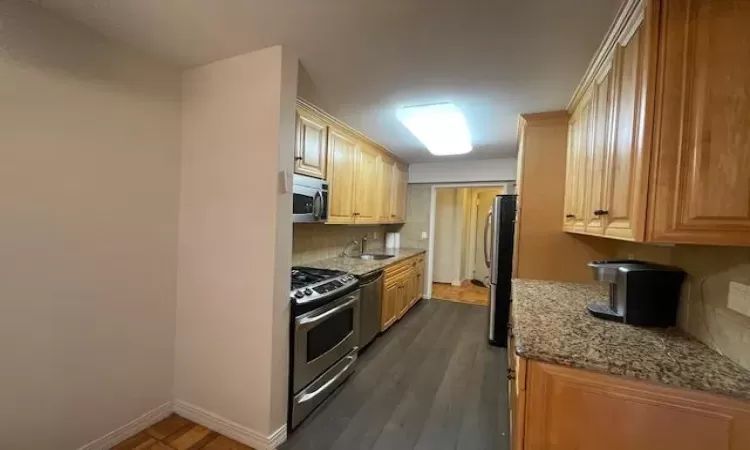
357;270;383;349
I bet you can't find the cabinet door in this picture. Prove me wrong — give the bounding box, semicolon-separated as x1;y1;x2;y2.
524;361;750;450
585;58;615;235
603;15;647;241
381;282;399;331
563;119;580;231
390;163;408;223
647;0;750;245
353;143;380;224
294;109;328;179
415;261;424;301
377;156;395;223
327;127;358;224
573;97;594;233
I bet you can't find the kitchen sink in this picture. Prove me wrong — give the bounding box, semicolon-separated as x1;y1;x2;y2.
354;254;395;261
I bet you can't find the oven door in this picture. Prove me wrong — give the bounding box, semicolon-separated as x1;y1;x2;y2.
293;290;360;392
293;179;327;223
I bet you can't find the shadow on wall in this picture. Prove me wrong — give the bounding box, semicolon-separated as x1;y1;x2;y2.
0;0;180;98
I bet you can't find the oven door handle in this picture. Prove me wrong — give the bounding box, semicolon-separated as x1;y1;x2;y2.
298;352;357;404
298;295;357;330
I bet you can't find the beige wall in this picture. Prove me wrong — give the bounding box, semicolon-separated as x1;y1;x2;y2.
292;224;390;265
176;45;297;438
0;1;181;448
400;185;432;250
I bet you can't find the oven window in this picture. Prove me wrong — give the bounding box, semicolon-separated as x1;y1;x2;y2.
306;308;354;362
293;192;314;215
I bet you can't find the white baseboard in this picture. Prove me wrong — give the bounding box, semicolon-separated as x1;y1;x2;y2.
173;400;286;450
78;401;172;450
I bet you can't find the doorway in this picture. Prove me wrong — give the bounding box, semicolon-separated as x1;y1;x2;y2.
426;183;508;305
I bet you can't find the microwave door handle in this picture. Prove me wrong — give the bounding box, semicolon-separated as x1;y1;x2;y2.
313;190;324;220
484;210;492;268
298;296;356;330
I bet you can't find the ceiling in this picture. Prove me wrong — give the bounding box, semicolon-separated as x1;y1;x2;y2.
31;0;622;163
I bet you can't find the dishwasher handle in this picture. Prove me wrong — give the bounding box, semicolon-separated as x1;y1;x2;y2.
359;271;383;286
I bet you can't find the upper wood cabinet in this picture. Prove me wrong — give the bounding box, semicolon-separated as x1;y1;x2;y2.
294;99;409;225
563;0;750;246
353;143;380;224
390;163;408;223
294;109;328;179
377;155;395;223
326;127;358;224
647;0;750;245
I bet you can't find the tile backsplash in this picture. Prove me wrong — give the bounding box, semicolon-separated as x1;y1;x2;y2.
292;224;396;265
616;242;750;371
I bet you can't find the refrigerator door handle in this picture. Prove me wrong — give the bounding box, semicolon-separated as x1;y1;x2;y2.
483;210;492;268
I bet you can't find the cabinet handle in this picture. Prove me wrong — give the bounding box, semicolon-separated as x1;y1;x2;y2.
565;214;575;218
593;210;610;216
507;368;516;381
353;212;360;216
294;156;303;161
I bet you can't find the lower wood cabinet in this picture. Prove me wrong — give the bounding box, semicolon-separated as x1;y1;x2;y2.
510;357;750;450
380;254;425;331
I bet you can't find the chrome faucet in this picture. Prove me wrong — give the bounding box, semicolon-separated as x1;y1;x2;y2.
341;240;359;257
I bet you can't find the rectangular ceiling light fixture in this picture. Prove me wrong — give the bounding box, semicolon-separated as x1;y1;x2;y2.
397;102;472;155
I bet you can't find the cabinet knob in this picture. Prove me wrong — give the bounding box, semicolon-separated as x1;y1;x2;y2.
507;368;516;380
565;214;575;218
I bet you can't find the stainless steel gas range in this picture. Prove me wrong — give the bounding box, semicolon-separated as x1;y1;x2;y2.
288;267;360;429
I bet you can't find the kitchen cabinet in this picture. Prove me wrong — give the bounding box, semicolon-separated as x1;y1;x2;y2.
294;99;408;225
511;358;750;450
377;156;395;223
326;127;359;224
647;0;750;245
562;0;750;246
294;108;328;179
353;143;381;224
380;254;425;332
390;163;408;223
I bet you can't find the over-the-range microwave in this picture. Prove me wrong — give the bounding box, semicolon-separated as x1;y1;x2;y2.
293;174;328;223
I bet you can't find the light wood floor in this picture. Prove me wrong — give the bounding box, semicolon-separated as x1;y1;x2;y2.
112;414;253;450
431;280;489;306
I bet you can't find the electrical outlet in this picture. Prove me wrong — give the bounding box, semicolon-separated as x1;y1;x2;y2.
728;281;750;317
421;231;428;239
372;232;377;239
627;253;635;260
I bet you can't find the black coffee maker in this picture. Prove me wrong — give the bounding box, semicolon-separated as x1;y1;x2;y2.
587;260;686;327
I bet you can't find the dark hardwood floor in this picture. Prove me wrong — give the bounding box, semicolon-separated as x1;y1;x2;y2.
281;299;509;450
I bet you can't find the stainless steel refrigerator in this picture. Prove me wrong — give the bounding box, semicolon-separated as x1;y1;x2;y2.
484;194;517;346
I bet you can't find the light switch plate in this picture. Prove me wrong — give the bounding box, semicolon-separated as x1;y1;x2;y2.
728;281;750;317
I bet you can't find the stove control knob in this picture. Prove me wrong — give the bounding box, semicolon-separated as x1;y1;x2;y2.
304;288;313;296
294;290;304;299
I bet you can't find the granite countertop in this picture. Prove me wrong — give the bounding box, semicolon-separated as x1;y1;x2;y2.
512;279;750;402
299;248;426;276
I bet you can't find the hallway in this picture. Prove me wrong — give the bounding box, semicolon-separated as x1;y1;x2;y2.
280;299;509;450
431;281;490;306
